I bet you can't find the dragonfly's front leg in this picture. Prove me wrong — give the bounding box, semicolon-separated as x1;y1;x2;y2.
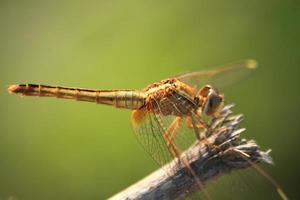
163;116;182;158
186;115;226;156
185;115;220;153
185;115;208;140
186;116;207;128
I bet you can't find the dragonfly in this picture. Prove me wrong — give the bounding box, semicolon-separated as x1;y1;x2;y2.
7;59;286;199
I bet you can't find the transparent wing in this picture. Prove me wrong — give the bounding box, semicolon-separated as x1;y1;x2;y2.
200;105;287;200
131;99;199;171
131;93;210;199
176;59;258;90
131;93;286;199
132;109;175;169
204;164;284;200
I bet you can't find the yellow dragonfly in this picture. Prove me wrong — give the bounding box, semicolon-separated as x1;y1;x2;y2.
8;59;287;200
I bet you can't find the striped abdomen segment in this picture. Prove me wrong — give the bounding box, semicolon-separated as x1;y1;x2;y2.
8;84;146;109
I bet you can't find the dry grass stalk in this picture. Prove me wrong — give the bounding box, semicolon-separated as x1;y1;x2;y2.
109;105;274;200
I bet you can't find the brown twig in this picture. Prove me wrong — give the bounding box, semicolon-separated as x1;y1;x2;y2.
109;105;273;200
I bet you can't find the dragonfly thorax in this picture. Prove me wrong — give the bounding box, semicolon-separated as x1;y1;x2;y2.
144;78;199;116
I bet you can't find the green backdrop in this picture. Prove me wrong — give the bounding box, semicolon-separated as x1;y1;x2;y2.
0;1;299;199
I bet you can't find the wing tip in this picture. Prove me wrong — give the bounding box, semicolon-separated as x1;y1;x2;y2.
245;59;258;69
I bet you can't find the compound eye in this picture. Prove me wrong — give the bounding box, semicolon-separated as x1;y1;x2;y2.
203;90;223;116
209;92;222;108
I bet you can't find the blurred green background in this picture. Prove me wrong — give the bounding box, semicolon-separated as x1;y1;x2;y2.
0;0;299;199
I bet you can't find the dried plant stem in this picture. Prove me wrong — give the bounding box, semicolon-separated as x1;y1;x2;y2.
109;105;275;200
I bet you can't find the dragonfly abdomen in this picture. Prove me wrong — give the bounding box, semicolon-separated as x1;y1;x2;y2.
8;84;146;109
103;90;146;109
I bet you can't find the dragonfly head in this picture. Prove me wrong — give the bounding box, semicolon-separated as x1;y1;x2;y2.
198;85;224;116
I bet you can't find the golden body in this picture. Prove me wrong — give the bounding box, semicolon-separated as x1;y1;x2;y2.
7;64;236;200
8;60;287;200
8;78;217;138
8;77;223;200
8;78;200;115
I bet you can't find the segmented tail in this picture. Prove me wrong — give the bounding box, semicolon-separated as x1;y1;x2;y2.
8;84;146;109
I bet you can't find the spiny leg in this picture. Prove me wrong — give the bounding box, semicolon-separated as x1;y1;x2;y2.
186;115;211;142
163;116;211;200
186;115;220;153
162;117;182;158
186;115;203;141
186;113;226;140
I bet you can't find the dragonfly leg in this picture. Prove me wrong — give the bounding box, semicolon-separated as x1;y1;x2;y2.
186;116;207;129
185;115;208;140
163;117;182;158
186;115;219;152
164;116;211;200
